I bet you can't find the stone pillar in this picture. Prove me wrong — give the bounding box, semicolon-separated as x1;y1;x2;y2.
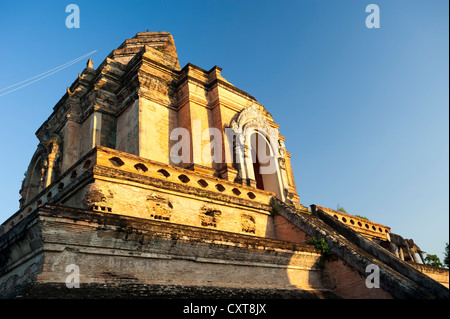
90;110;102;149
61;116;81;173
44;142;59;188
243;143;256;188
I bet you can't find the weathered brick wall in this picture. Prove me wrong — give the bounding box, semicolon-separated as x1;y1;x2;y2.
1;206;334;298
322;256;393;299
116;100;139;156
18;282;340;299
0;213;45;298
409;263;449;288
272;214;312;244
100;113;117;149
64;179;276;238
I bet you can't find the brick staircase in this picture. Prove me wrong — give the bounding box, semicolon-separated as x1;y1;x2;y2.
274;198;449;299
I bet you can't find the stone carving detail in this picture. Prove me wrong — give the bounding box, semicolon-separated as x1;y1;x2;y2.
146;192;173;221
84;184;114;213
139;72;169;95
278;139;286;158
277;140;286;170
19;134;63;207
230;104;275;138
42;136;63;187
241;214;256;234
199;206;222;228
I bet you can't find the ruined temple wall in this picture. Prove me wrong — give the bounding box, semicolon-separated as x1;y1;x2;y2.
37;249;323;291
54;145;318;242
409;263;449;288
0;206;332;298
176;77;217;170
100;113;117;149
61;120;81;173
64;178;276;238
138;98;178;165
20;32;304;214
272;214;312;244
116;100;139;156
322;256;393;299
2;202;438;299
78;113;93;157
0;215;45;298
31;206;326;292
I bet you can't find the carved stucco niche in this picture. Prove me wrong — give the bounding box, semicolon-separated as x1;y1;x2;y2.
83;184;114;213
240;213;256;234
199;206;222;228
146;192;173;221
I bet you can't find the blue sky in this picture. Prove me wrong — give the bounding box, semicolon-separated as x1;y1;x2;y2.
0;0;448;261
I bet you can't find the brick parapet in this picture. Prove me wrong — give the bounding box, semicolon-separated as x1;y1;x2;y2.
1;146;276;236
315;205;390;240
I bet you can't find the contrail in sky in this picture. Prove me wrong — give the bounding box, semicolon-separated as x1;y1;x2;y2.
0;50;98;97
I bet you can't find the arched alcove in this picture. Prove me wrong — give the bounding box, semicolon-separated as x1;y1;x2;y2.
229;104;287;201
20;145;47;205
249;131;282;199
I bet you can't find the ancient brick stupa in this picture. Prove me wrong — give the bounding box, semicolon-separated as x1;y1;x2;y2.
0;32;448;299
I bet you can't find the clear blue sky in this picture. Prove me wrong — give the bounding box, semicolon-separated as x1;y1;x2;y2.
0;1;448;262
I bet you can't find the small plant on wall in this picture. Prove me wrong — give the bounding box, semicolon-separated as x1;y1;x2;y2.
270;199;279;216
309;237;332;255
307;237;332;269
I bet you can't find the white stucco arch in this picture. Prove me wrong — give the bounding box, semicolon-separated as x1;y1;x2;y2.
229;104;287;201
